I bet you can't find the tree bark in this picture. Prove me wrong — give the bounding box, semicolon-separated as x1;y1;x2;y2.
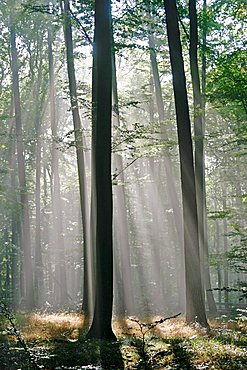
48;27;68;306
202;0;217;316
163;0;208;327
148;30;185;310
189;0;217;315
62;0;91;321
7;101;20;307
34;116;44;307
189;0;204;264
10;25;35;309
148;31;183;245
34;47;47;308
87;0;115;339
215;217;222;310
222;191;229;308
112;51;135;315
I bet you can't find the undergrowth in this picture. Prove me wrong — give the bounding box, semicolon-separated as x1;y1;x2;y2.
0;306;246;369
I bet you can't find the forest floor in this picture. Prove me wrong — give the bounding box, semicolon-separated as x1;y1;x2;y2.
0;310;246;369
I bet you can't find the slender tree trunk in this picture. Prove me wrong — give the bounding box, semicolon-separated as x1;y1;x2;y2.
34;50;46;308
222;192;229;308
34;124;44;306
10;152;20;307
202;0;217;313
10;25;34;309
148;31;185;310
42;164;53;300
62;0;91;321
204;218;217;315
48;27;68;306
149;73;155;122
7;102;20;307
112;52;134;315
163;0;208;327
4;229;11;300
215;218;222;310
189;0;217;315
148;31;183;244
11;212;19;307
189;0;204;264
201;0;207;118
87;0;115;339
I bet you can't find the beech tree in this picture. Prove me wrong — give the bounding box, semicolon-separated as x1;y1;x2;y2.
163;0;208;327
62;0;91;320
86;0;115;339
189;0;217;315
48;24;68;306
10;22;35;309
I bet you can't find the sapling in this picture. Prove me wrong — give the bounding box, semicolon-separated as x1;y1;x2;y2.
128;313;181;369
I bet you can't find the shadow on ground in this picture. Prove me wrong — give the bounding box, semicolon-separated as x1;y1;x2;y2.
40;336;124;369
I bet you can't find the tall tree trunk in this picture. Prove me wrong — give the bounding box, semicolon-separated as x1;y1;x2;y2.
148;31;183;245
148;31;185;310
112;51;135;315
222;190;229;308
215;218;222;310
34;120;44;307
163;0;208;327
4;229;11;300
8;102;20;307
189;0;204;263
11;208;20;307
42;164;53;300
87;0;115;339
189;0;217;315
62;0;91;321
10;155;20;307
10;25;34;309
48;27;68;307
149;73;155;122
34;49;46;308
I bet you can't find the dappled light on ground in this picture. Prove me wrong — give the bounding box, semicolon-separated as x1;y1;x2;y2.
1;312;246;369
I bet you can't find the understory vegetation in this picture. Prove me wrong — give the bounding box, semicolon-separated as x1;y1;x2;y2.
0;310;246;369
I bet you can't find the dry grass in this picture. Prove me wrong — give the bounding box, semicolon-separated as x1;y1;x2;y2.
113;315;206;339
18;313;246;342
154;317;204;338
20;312;84;341
10;312;247;344
210;317;247;332
1;312;246;369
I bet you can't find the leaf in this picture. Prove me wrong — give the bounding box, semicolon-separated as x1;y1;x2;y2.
208;210;232;219
241;194;247;203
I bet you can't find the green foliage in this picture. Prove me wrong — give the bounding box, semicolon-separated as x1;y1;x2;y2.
227;232;247;273
212;223;247;276
126;314;181;369
208;210;232;220
113;120;176;163
207;49;247;115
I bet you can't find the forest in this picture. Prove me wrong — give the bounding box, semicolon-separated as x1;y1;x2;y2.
0;0;246;369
